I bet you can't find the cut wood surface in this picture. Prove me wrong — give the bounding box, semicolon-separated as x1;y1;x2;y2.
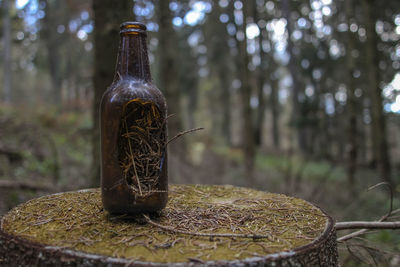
0;185;338;266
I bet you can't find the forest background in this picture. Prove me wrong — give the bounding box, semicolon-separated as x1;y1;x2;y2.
1;0;400;265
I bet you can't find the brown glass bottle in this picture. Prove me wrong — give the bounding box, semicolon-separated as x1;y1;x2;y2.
100;22;168;214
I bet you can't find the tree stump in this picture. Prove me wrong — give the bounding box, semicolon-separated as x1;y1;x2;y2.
0;185;338;266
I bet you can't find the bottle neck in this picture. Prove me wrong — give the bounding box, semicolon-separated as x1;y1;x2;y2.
114;33;151;82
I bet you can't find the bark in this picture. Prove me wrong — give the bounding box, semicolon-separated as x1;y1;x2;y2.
362;0;392;184
281;0;306;153
345;0;358;186
157;0;185;153
2;0;12;103
0;225;338;266
91;0;133;186
238;1;255;183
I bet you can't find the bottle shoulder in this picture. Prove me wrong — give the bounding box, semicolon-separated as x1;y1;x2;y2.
101;77;166;111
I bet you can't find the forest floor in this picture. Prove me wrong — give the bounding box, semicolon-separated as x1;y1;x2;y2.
0;106;399;266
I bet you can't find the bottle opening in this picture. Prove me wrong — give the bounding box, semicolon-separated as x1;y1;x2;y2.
120;22;147;35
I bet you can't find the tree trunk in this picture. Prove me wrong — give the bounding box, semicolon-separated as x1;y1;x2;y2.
41;0;65;105
362;0;392;184
204;2;232;145
270;76;280;148
176;29;198;131
2;0;12;103
281;0;306;153
345;0;358;187
91;0;134;186
187;81;198;130
253;3;267;147
0;186;338;266
157;0;185;154
238;1;256;183
220;68;232;145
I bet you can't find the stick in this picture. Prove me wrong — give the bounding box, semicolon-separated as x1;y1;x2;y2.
166;128;204;145
143;215;274;241
335;221;400;230
336;183;397;242
0;180;53;191
336;209;400;242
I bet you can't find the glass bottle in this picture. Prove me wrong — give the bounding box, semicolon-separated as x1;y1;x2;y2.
100;22;168;214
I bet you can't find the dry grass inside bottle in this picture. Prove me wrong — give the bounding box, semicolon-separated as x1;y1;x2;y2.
118;98;166;196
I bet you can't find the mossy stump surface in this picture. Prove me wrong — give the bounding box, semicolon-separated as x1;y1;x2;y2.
0;185;338;266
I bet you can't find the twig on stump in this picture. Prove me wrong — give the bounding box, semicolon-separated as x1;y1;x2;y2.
143;215;274;241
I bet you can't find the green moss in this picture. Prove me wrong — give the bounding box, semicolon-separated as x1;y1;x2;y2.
2;185;328;263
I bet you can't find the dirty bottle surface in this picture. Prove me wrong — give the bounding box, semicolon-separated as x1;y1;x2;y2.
100;22;168;214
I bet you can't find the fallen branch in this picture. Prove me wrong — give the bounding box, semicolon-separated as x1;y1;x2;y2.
336;183;398;242
0;180;53;191
335;221;400;230
336;210;400;242
143;215;274;241
0;148;23;163
337;229;372;243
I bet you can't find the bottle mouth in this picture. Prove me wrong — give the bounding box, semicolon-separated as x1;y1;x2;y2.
120;22;147;35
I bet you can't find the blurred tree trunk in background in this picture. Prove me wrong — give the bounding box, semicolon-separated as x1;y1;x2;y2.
219;62;232;145
253;2;267;147
252;2;280;149
177;28;199;131
204;2;232;145
345;0;358;186
362;0;392;185
281;0;306;153
41;0;65;105
238;1;255;183
216;12;232;146
157;0;185;154
2;0;12;103
91;0;133;186
270;75;280;149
